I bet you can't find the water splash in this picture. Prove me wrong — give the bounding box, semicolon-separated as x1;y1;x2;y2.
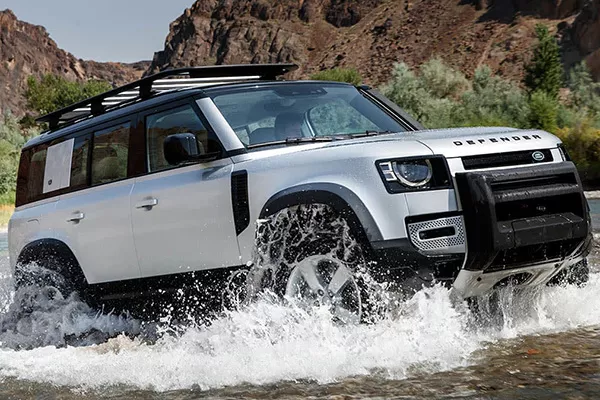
1;258;600;393
1;226;600;393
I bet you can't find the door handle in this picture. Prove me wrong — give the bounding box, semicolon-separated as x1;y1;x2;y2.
135;198;158;209
67;212;85;223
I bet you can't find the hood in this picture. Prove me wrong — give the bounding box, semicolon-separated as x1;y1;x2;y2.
403;127;561;158
234;127;561;163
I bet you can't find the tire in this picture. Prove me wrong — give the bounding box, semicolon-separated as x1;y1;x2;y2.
248;204;383;323
14;248;88;300
547;258;589;287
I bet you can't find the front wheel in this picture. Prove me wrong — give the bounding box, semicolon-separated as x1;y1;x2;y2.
248;204;382;323
285;255;363;324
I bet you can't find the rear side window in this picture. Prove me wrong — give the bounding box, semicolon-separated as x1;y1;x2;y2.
70;135;90;188
91;123;130;185
146;105;211;172
16;144;49;205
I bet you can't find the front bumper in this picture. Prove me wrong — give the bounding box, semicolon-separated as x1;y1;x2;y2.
370;162;591;297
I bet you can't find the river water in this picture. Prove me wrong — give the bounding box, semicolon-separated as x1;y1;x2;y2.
1;203;600;399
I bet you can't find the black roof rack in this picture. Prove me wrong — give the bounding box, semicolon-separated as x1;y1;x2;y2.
36;63;298;130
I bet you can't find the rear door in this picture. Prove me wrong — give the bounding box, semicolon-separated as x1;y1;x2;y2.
130;101;240;278
54;118;140;284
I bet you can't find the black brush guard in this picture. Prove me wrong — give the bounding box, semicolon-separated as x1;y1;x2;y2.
455;162;590;272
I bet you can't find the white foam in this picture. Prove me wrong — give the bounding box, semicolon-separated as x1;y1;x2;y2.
1;252;600;393
0;286;477;391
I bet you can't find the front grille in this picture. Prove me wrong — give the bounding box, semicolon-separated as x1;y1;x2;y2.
462;149;553;170
487;239;580;272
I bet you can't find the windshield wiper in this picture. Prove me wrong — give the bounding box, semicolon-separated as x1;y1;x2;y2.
285;136;335;144
247;136;334;149
348;130;394;138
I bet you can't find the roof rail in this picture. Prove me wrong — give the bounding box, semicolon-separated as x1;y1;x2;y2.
36;63;298;130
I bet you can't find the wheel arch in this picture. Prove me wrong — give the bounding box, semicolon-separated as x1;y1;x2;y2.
16;238;89;285
259;183;383;248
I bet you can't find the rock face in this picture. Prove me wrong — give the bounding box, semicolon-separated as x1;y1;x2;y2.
148;0;599;85
573;0;600;79
0;10;149;117
512;0;583;18
147;0;381;76
3;0;599;119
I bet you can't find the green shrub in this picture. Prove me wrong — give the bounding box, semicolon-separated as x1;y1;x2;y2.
419;58;470;99
381;61;464;127
311;68;363;85
567;62;600;126
0;191;15;206
381;62;428;119
26;74;112;116
456;66;530;128
528;90;559;132
0;114;38;200
555;120;600;181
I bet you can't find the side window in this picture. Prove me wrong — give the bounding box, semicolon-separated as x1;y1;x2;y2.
16;135;92;206
146;105;213;172
70;135;90;188
21;144;48;204
91;123;130;185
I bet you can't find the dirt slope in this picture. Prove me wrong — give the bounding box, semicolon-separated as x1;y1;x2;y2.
147;0;599;85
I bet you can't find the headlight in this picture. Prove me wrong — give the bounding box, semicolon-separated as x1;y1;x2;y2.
393;160;433;187
377;156;451;193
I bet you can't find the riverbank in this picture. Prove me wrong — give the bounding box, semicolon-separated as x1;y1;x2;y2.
0;206;12;230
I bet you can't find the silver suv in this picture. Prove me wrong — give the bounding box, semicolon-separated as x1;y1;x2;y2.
9;64;591;321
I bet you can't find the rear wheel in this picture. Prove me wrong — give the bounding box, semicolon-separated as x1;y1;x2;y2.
249;204;381;323
14;246;89;301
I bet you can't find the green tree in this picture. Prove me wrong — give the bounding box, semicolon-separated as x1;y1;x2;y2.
524;24;563;99
25;74;112;116
568;62;600;120
0;113;38;200
311;68;363;85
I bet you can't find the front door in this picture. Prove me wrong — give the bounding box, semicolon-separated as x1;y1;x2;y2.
130;103;241;278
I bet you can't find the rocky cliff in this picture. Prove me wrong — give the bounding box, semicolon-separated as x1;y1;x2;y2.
573;0;600;79
148;0;600;85
3;1;598;118
0;10;149;117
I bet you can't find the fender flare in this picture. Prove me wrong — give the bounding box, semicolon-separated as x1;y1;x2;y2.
17;239;89;286
259;183;383;245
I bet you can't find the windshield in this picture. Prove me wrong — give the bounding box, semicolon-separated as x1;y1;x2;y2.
208;83;407;147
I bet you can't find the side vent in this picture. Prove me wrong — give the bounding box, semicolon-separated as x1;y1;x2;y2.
231;171;250;235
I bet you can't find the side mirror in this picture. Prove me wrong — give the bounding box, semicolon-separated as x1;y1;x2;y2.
163;133;219;166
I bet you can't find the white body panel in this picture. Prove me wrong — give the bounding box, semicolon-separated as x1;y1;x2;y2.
8;198;58;271
130;160;240;278
49;181;139;284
